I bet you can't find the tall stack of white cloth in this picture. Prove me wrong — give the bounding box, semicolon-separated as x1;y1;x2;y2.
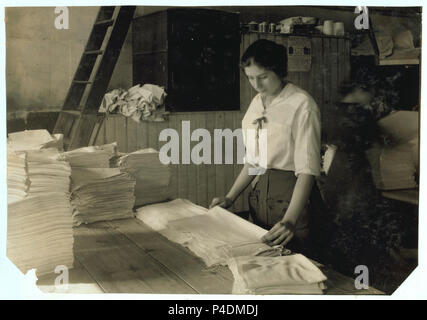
26;148;72;197
59;143;136;226
7;151;28;203
7;130;74;276
114;148;172;206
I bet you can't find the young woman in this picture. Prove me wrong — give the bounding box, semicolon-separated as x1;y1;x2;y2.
210;39;323;252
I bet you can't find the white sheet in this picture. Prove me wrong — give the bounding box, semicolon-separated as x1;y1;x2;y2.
136;199;268;266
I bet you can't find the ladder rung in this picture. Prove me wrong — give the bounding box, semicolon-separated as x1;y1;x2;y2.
94;19;115;27
73;80;93;84
61;110;81;116
84;50;104;55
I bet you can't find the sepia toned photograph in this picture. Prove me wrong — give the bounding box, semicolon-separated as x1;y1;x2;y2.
3;4;422;297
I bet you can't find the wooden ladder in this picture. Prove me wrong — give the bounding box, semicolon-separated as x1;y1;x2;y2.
53;6;136;150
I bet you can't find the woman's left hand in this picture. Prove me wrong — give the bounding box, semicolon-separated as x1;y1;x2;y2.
261;220;295;246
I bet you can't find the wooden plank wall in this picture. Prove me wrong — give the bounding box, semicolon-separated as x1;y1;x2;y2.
95;34;350;212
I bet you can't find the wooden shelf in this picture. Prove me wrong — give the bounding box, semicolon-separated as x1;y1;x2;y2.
379;48;421;66
243;30;350;40
379;58;419;66
382;189;419;205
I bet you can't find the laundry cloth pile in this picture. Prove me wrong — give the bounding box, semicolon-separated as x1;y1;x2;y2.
7;129;64;152
25;148;72;198
58;143;116;168
7;194;75;277
70;167;136;226
114;148;172;206
7;130;70;204
7;130;74;276
99;84;167;122
7;150;28;203
351;29;420;61
60;143;136;226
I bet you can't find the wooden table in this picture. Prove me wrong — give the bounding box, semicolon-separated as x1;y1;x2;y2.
37;218;384;295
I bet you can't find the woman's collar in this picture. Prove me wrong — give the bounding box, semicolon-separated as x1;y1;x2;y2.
275;81;293;101
258;81;293;109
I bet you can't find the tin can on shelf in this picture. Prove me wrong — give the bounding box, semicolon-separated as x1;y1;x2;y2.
258;22;267;33
248;21;258;32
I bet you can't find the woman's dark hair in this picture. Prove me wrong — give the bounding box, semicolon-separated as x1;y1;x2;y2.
240;39;288;78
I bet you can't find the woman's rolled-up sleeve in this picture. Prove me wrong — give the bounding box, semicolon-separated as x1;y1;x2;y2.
292;100;322;177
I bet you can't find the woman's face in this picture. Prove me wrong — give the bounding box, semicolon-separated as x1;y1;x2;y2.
244;61;283;97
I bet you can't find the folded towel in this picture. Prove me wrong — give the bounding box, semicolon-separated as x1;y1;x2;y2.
227;254;327;294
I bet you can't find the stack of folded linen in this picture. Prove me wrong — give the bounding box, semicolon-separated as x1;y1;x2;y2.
58;143;136;225
7;135;74;276
7;129;63;152
7;150;28;203
115;148;171;206
7;194;75;277
26;148;72;197
70;167;136;226
7;131;69;204
58;145;114;168
227;254;327;295
366;111;419;190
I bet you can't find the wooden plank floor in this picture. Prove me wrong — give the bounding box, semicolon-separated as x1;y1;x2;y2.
37;217;384;295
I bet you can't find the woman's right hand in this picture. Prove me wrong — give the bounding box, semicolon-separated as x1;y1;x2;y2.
209;196;234;209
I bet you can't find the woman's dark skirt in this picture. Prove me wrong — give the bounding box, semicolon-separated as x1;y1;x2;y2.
248;169;325;254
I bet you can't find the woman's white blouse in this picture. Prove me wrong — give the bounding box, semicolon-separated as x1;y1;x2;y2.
242;82;321;177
